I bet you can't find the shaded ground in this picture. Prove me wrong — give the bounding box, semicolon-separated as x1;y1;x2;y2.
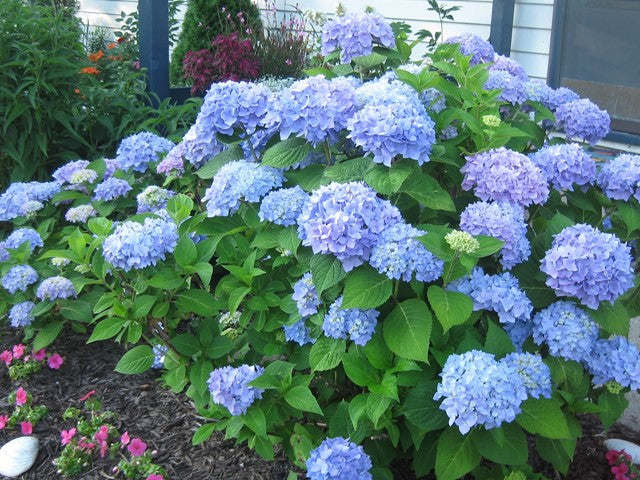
1;325;638;479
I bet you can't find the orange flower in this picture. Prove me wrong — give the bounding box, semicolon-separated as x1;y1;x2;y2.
80;67;100;75
74;88;81;94
88;50;104;62
108;55;123;61
107;42;117;50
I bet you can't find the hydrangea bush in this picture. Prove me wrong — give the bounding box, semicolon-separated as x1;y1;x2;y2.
0;17;638;480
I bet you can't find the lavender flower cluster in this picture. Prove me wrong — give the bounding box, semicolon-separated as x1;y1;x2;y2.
0;228;43;261
53;160;90;184
597;154;640;201
115;131;175;173
306;437;373;480
1;264;38;293
444;33;495;66
292;273;321;318
259;186;309;227
484;70;527;105
8;301;35;328
555;99;610;145
529;143;596;191
0;181;59;221
322;296;378;346
586;337;640;390
207;364;265;416
36;276;76;301
93;177;132;202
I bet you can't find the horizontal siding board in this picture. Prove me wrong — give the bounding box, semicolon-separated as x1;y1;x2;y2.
511;51;549;78
513;2;553;29
511;26;551;55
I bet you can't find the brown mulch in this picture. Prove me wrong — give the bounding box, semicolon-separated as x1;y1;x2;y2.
1;325;639;480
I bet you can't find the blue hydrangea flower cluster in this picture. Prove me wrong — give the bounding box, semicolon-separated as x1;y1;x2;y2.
524;80;554;107
52;160;90;184
156;144;185;175
8;301;35;328
0;181;60;221
529;143;596;191
449;268;533;324
104;158;120;179
461;147;549;206
283;320;315;346
207;364;265;416
546;87;580;111
297;182;402;272
434;350;528;434
0;228;44;261
502;352;552;399
65;204;97;223
152;344;168;369
136;186;175;213
322;296;379;346
504;320;533;352
532;301;599;362
203;160;284;217
555;99;610;145
115;131;175;173
444;33;495;66
586;336;640;390
306;437;373;480
36;276;76;301
102;216;179;272
484;70;527;104
20;201;44;217
347;81;436;166
1;265;38;293
268;76;358;146
180;123;225;169
541;224;634;309
596;154;640;201
491;54;528;81
460;201;530;269
369;223;444;281
93;177;132;201
259;186;309;226
292;273;321;317
321;12;394;64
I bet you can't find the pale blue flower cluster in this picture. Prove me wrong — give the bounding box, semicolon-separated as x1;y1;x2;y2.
93;177;132;201
292;273;321;317
115;131;175;172
283;319;315;346
0;181;60;221
207;364;265;416
555;99;610;145
297;182;402;272
532;301;599;362
306;437;373;480
322;296;379;346
421;88;447;113
449;268;533;324
102;216;179;271
321;12;394;64
104;158;120;179
444;33;495;66
529;143;596;191
369;223;444;281
52;160;90;184
156;145;185;175
546;87;580;111
347;80;436;166
597;154;640;201
136;186;175;213
461;147;549;206
0;228;44;261
460;201;530;269
36;275;76;301
504;321;533;351
502;352;552;399
586;336;640;390
152;344;168;369
541;224;634;309
65;204;96;223
9;301;35;328
180;124;225;169
524;80;554;107
1;265;38;293
491;54;528;81
434;350;528;434
269;76;358;146
484;70;527;105
69;168;98;185
20;201;44;217
259;186;309;226
203;160;284;217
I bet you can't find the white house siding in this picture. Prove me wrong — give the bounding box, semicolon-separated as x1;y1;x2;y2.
77;0;553;79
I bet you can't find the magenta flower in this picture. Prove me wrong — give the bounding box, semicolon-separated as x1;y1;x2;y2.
128;437;147;457
33;349;46;361
0;415;8;429
61;428;76;445
47;353;64;369
120;431;130;446
0;350;12;366
94;425;109;443
12;344;25;359
15;387;27;406
20;421;32;435
146;475;164;480
78;439;95;450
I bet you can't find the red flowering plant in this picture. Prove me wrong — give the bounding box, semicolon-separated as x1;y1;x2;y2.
0;344;64;380
607;449;640;480
0;387;48;435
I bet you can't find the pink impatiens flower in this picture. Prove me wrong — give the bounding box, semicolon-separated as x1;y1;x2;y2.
0;350;12;366
47;353;64;369
128;437;147;457
20;421;32;435
78;439;95;450
33;349;47;361
0;415;9;429
146;475;164;480
12;344;25;359
94;425;109;442
79;390;96;401
120;431;130;446
15;387;27;406
61;428;76;445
